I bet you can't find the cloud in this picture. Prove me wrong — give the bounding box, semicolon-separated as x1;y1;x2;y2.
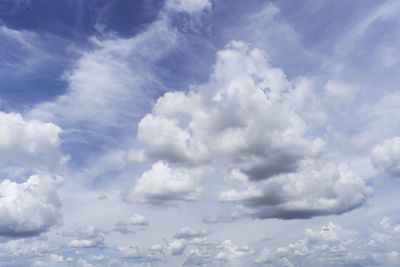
0;111;67;172
0;26;49;75
130;40;374;220
114;213;149;234
371;137;400;177
125;161;202;206
173;227;210;240
218;160;372;220
253;218;400;267
117;213;149;226
165;239;187;256
117;246;159;263
166;0;211;14
67;226;105;248
134;41;323;181
0;173;62;237
254;222;357;266
215;240;254;265
0;111;66;238
0;238;50;261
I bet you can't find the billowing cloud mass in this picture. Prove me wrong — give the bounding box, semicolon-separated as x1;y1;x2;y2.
28;18;179;131
0;112;65;237
371;137;400;177
2;0;400;266
131;41;370;219
0;173;62;237
126;161;202;206
114;213;149;234
253;218;400;267
67;226;105;249
173;227;210;240
135;41;324;180
218;160;372;220
0;111;66;171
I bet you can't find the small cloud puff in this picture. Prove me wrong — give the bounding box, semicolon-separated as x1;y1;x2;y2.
371;137;400;177
125;161;202;206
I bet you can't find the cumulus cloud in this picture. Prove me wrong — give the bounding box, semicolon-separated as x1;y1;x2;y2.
114;213;149;234
0;238;50;260
254;222;357;266
165;239;188;256
215;240;254;265
67;226;105;249
125;161;202;206
135;41;323;180
371;137;400;177
0;111;67;172
0;112;66;238
253;218;400;267
118;213;149;226
131;41;373;219
218;160;372;220
0;173;62;237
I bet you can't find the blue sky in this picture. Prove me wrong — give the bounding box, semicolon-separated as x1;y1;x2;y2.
1;0;400;266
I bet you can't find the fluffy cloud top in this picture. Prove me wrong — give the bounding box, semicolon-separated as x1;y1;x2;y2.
0;173;62;237
67;226;105;249
114;213;149;234
135;41;323;181
126;161;202;206
131;41;370;219
254;218;400;267
219;161;372;219
0;111;66;171
0;112;65;237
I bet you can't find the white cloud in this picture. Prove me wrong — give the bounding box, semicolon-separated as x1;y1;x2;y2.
0;112;65;238
218;160;372;219
173;227;210;240
67;226;105;248
119;213;149;226
90;255;105;261
130;40;374;220
0;173;62;237
253;218;400;267
215;240;254;266
371;137;400;177
0;238;49;258
125;161;202;206
49;254;63;263
166;0;211;14
0;111;67;172
77;258;94;267
165;239;187;256
117;246;158;263
114;213;149;234
28;18;178;132
135;41;324;181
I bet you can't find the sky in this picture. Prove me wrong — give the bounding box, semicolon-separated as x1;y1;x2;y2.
1;0;400;266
